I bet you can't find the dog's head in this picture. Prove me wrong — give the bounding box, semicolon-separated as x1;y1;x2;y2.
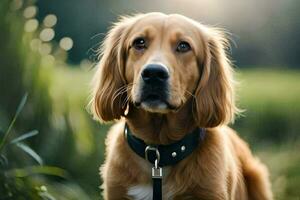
91;12;238;127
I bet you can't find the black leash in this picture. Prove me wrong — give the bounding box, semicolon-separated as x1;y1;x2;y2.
153;177;162;200
152;159;162;200
125;124;205;200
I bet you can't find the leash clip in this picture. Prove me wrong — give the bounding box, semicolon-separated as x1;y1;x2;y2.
145;145;160;164
145;146;162;179
152;159;162;179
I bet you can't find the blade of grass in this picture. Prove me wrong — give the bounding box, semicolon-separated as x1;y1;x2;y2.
38;192;56;200
5;165;69;179
10;130;39;144
15;142;43;165
0;93;28;152
0;154;8;167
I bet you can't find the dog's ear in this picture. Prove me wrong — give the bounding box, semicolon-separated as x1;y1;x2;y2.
90;17;135;122
193;27;238;127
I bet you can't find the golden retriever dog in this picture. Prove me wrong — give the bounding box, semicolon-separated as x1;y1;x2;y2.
90;12;273;200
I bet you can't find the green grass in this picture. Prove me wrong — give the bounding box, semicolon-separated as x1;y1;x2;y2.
237;68;300;108
236;68;300;199
257;143;300;199
232;68;300;145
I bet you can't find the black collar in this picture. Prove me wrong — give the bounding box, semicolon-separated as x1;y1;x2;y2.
125;124;205;167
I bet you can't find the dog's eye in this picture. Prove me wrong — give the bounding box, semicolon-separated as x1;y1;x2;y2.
132;37;147;50
176;41;191;53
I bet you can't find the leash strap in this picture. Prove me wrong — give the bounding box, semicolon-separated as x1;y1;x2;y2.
152;159;162;200
153;177;162;200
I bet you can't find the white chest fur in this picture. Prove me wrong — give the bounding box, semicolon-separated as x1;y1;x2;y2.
127;185;153;200
127;160;173;199
127;183;174;200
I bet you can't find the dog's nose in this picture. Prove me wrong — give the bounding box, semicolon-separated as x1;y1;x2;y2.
141;64;169;83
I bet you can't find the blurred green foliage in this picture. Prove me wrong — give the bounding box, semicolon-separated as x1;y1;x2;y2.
0;94;70;199
0;0;105;199
0;0;300;200
234;69;300;145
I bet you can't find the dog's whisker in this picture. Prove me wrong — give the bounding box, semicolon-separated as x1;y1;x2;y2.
111;83;135;110
110;84;132;110
121;85;133;108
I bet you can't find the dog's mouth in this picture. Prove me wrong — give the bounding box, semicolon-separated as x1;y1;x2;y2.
143;94;162;102
134;92;177;113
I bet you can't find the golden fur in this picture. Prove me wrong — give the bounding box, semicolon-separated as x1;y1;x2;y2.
90;12;273;200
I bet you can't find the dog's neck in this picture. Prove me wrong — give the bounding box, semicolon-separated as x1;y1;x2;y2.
125;99;197;144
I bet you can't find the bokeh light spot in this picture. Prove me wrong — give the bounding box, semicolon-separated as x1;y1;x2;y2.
80;59;92;70
23;6;37;19
39;43;52;55
24;19;39;32
30;38;42;51
59;37;74;51
43;14;57;27
39;28;55;42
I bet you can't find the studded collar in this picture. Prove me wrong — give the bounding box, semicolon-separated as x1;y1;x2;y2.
124;123;205;167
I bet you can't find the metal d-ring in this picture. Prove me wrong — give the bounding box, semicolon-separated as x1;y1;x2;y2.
124;125;128;139
154;159;159;169
145;145;160;165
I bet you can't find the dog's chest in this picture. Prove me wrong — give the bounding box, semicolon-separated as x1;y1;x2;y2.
127;184;174;200
127;162;174;199
127;185;153;200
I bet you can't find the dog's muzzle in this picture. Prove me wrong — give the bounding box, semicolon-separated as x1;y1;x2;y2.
140;64;169;104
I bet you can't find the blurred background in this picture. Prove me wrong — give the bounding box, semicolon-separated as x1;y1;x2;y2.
0;0;299;199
